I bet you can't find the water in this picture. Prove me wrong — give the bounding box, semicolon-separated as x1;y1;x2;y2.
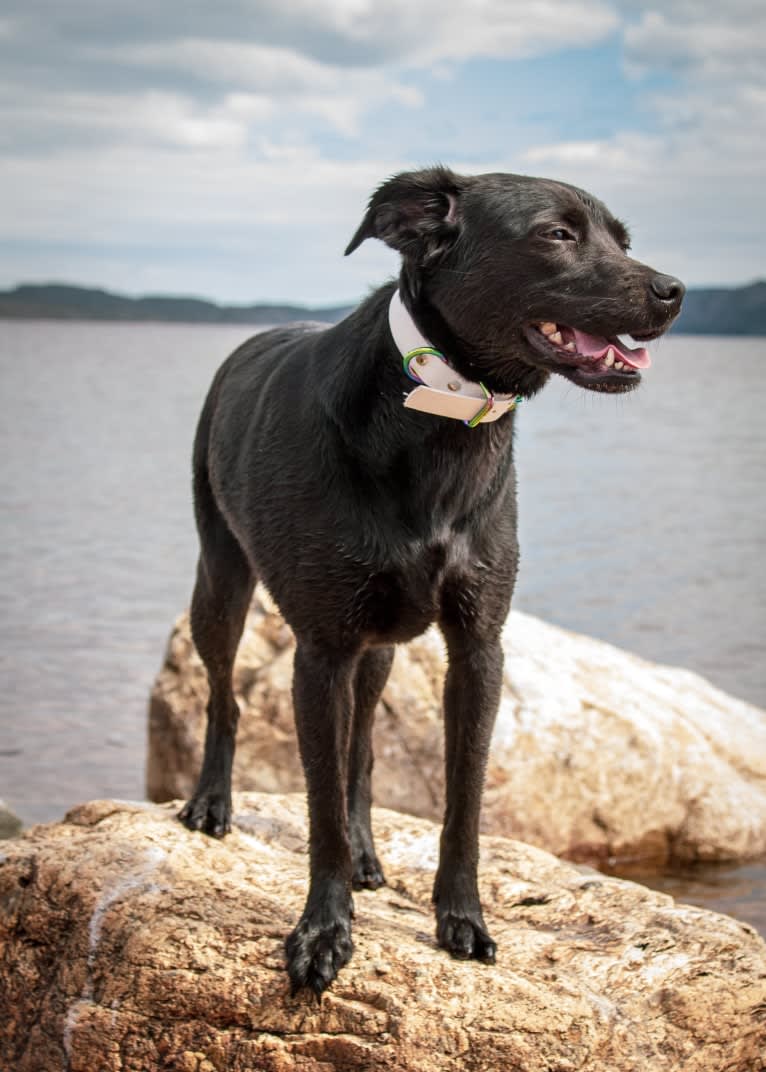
1;321;764;934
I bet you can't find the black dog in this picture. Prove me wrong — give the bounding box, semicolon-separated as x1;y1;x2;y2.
179;166;684;995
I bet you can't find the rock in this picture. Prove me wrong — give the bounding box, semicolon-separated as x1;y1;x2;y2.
0;799;22;839
148;588;766;866
2;793;764;1071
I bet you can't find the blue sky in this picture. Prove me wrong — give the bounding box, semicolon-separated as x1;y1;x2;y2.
0;1;763;304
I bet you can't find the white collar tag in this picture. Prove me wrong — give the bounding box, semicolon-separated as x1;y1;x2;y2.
387;289;521;427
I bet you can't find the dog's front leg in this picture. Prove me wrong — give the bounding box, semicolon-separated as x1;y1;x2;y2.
285;640;357;997
433;630;503;963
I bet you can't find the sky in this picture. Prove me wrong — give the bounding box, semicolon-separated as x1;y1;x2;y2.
0;0;763;305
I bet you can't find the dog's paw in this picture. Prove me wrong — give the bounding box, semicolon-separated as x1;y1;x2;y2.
437;911;497;963
178;791;231;838
285;915;354;998
351;847;386;890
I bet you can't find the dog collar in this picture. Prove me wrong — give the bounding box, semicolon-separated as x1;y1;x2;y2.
388;289;522;427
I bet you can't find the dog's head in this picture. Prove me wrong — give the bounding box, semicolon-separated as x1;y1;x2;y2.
346;166;684;397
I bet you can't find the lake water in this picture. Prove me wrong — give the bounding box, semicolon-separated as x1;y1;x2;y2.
1;321;764;934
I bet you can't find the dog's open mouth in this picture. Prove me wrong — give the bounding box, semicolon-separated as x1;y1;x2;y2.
523;321;656;393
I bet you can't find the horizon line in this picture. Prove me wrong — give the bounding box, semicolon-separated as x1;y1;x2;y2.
3;276;765;311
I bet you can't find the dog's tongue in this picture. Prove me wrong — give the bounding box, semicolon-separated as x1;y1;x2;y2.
571;329;651;369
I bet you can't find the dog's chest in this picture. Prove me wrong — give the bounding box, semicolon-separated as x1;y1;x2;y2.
355;527;475;643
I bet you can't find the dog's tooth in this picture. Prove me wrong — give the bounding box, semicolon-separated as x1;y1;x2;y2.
614;360;624;370
540;322;557;336
564;341;576;352
604;348;615;367
549;331;563;344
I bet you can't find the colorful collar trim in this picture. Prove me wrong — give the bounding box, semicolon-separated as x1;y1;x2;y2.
387;290;522;427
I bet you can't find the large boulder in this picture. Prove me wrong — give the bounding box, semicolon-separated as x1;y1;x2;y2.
2;793;765;1071
148;588;766;865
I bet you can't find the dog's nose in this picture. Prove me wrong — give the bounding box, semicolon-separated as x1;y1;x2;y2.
650;273;685;305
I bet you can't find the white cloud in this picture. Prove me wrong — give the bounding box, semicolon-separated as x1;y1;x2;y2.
623;4;766;81
523;134;661;174
304;0;619;64
1;0;619;76
0;1;621;157
622;3;766;160
516;1;766;284
3;34;425;145
112;37;375;93
0;140;407;300
0;0;763;297
0;85;266;151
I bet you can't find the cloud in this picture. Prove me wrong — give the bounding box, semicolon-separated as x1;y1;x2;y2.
514;0;766;284
0;137;409;300
2;1;618;70
0;1;617;145
622;2;766;152
0;1;763;297
100;38;425;137
523;134;659;173
0;63;419;152
293;0;619;66
623;3;766;82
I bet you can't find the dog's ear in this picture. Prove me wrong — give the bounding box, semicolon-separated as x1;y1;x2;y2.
344;166;464;263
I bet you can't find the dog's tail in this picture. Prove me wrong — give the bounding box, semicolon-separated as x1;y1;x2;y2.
190;364;234;549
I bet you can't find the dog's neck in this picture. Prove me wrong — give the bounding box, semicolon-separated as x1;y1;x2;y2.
388;290;522;427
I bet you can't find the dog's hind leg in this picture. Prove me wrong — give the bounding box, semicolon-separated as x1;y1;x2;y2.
347;645;394;890
285;640;358;996
178;471;254;838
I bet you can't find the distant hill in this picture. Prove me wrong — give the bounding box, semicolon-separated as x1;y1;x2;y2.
0;280;765;335
669;281;766;335
0;284;352;326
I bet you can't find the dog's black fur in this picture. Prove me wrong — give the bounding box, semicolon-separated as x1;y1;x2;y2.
179;166;684;996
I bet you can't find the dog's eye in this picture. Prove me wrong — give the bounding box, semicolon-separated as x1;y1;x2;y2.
546;227;576;242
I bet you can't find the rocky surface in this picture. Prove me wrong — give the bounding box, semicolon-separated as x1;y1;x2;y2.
148;588;766;865
2;792;765;1071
